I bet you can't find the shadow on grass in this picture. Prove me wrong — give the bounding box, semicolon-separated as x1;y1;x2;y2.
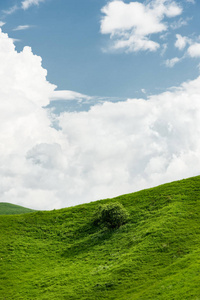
61;222;116;258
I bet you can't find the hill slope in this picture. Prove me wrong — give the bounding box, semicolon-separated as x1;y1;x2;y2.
0;202;36;215
1;176;200;299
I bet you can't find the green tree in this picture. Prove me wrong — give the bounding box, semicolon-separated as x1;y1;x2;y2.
93;202;129;229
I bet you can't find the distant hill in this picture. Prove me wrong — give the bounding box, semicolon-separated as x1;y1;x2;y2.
1;176;200;299
0;202;36;215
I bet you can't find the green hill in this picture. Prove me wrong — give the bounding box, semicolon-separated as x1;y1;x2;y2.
0;202;36;215
1;176;200;299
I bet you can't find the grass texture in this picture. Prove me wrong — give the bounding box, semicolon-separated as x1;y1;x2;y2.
1;176;200;299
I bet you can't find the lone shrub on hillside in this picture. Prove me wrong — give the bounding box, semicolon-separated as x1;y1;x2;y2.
93;202;129;229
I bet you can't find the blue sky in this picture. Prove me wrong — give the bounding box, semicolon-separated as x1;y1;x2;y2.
1;0;200;100
1;0;200;210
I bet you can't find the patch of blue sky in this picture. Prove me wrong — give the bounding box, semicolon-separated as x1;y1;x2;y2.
0;0;200;110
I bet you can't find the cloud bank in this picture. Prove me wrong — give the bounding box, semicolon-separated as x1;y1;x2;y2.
1;29;200;210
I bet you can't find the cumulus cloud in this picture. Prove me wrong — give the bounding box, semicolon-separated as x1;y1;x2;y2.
0;22;5;27
0;29;61;209
175;34;189;50
1;28;200;211
174;36;200;60
21;0;46;10
58;78;200;207
188;43;200;57
100;0;182;52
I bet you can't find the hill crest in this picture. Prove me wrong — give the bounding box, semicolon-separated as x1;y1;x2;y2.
1;175;200;299
0;202;36;215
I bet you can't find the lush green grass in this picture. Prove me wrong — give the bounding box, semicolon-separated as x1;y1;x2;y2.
0;202;36;215
1;176;200;299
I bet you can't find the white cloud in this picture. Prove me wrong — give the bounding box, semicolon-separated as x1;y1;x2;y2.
0;22;5;27
2;5;19;15
0;29;60;209
58;78;200;207
50;90;92;101
175;34;189;50
141;89;146;94
21;0;46;10
13;25;32;31
1;29;200;211
165;56;181;67
188;43;200;57
114;35;160;52
160;43;168;56
2;0;45;16
100;0;182;52
170;17;191;30
160;32;170;41
11;38;21;43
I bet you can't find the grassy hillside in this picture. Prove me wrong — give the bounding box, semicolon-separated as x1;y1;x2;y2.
1;176;200;299
0;202;36;215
